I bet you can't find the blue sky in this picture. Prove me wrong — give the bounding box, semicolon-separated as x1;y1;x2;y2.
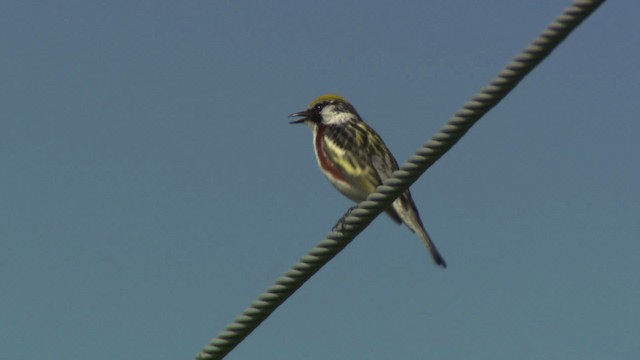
2;1;638;359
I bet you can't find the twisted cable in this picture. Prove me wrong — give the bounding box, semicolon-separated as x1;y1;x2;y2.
196;1;606;358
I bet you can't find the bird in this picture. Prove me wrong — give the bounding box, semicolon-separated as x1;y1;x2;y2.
289;94;446;268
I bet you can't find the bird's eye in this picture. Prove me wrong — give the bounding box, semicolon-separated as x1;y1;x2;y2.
314;103;324;112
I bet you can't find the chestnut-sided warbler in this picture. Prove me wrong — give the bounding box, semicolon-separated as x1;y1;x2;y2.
289;94;446;268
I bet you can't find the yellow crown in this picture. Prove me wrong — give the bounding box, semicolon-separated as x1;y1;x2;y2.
308;93;348;107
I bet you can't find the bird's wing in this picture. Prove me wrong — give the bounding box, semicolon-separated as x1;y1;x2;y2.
366;129;406;225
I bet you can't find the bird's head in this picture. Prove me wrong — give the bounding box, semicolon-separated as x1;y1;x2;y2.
289;94;361;127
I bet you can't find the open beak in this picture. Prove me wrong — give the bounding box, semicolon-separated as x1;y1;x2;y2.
288;110;309;124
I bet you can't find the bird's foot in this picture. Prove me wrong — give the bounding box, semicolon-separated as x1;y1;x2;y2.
332;206;358;232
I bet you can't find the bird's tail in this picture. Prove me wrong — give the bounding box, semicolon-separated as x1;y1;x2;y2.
413;223;447;268
391;196;447;268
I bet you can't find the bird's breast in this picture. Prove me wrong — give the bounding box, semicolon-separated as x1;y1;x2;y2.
314;126;347;182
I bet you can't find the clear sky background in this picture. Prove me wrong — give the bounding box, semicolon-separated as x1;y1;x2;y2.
2;1;638;359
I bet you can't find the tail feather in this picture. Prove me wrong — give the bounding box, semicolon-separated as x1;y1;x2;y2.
390;195;447;268
414;225;447;268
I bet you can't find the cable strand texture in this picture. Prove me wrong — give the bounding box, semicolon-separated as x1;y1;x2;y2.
196;1;606;358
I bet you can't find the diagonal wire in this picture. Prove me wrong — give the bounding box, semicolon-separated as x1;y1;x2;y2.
196;0;606;358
